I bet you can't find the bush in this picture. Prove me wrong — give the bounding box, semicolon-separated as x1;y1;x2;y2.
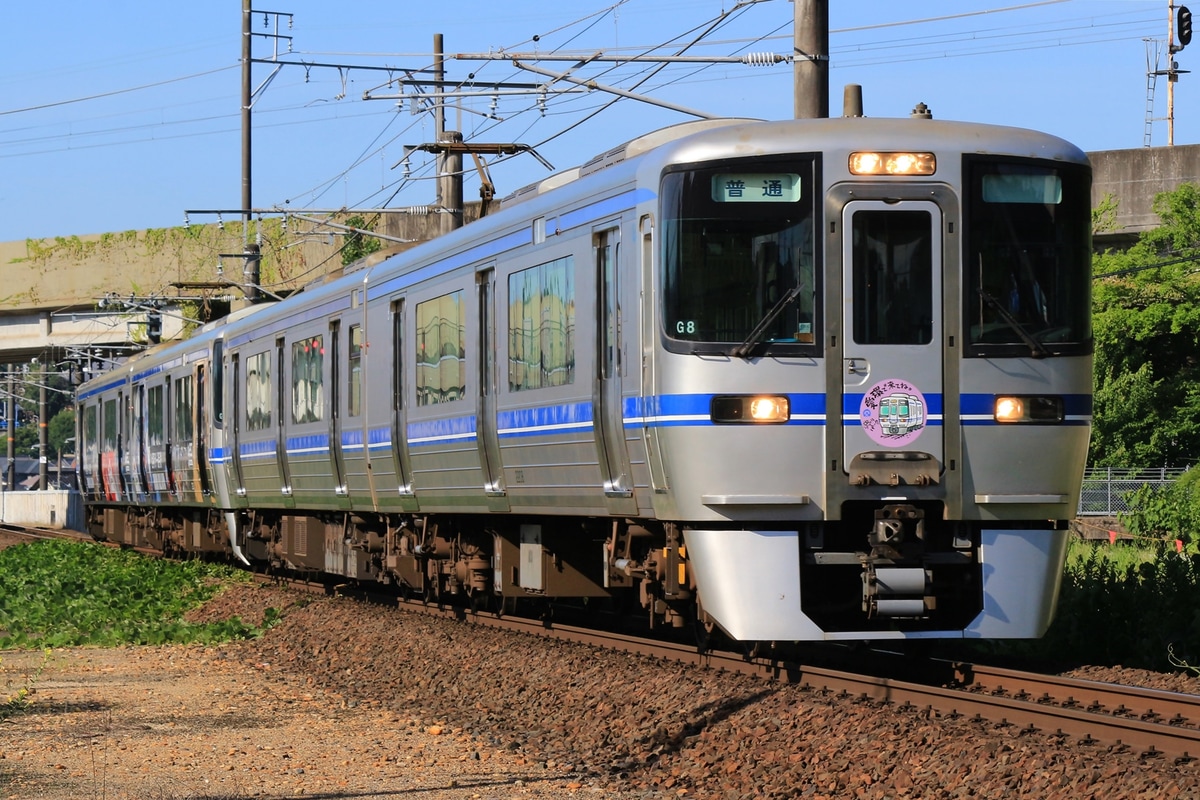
1121;467;1200;546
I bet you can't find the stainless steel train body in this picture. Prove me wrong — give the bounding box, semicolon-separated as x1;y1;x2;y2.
77;114;1093;642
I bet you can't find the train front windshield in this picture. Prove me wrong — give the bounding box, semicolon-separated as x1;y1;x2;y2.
660;157;819;356
964;157;1092;357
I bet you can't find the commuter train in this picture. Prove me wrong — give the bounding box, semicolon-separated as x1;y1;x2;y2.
77;107;1093;643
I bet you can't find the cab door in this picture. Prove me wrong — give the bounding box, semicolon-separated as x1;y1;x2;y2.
841;200;943;485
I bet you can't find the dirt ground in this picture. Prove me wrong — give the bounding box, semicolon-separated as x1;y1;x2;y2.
0;584;624;800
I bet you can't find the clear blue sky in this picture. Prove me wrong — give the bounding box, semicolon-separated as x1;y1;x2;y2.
0;1;1187;242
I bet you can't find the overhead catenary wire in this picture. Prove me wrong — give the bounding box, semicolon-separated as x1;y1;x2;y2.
0;0;1175;242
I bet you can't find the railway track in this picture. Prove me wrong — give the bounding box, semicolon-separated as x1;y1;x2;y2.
0;521;91;547
13;526;1200;763
405;597;1200;762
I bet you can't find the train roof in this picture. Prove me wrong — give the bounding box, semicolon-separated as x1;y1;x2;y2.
502;114;1087;209
77;112;1088;400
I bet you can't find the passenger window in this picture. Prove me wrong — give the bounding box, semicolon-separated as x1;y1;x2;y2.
174;375;194;441
291;336;325;424
246;351;272;431
508;256;575;391
415;291;465;406
147;385;164;447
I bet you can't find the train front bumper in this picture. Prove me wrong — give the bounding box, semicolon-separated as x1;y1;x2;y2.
682;527;1069;642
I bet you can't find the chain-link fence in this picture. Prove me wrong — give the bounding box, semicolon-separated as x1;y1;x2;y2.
1077;467;1188;516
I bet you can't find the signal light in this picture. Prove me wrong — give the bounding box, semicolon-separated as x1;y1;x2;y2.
1180;6;1193;51
147;312;162;345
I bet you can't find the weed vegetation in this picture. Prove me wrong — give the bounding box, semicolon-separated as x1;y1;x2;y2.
0;539;267;650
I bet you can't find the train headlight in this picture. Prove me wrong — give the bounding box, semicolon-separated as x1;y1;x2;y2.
994;395;1063;423
711;395;790;424
848;151;936;176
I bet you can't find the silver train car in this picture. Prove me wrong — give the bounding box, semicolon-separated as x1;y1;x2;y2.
77;111;1093;643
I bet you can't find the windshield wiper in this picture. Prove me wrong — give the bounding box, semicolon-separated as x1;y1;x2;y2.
732;283;805;359
976;287;1048;358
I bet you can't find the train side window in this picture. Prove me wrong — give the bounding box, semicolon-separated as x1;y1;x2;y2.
348;324;363;417
291;336;325;424
415;291;466;406
246;351;272;431
508;256;575;391
174;375;194;442
147;385;164;448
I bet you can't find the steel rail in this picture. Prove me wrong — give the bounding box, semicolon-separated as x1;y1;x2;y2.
401;598;1200;761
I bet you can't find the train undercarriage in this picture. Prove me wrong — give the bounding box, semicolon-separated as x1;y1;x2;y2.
85;501;998;640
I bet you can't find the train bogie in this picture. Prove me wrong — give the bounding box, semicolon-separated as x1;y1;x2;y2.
78;112;1092;644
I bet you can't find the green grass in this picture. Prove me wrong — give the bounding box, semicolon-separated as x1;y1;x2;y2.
0;539;267;650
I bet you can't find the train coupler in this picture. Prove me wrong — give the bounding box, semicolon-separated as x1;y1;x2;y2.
861;563;935;618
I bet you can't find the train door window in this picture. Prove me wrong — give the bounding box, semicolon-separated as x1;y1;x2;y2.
508;256;576;391
83;403;98;451
851;210;933;345
174;375;194;442
212;340;224;429
415;290;466;406
102;398;117;450
148;385;165;448
83;403;98;473
246;351;272;431
392;300;405;410
291;336;324;424
330;320;342;422
348;323;363;417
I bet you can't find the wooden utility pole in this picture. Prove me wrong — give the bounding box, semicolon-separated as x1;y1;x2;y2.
794;0;829;119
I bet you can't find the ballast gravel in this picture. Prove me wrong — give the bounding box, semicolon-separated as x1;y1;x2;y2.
2;580;1200;800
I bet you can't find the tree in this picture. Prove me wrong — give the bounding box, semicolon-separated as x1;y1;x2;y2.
1090;183;1200;467
47;408;75;461
3;365;75;465
341;214;383;266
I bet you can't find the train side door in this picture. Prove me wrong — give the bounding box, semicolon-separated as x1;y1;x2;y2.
329;319;350;504
274;337;296;506
594;226;637;514
196;362;213;497
229;353;247;497
840;200;944;485
390;298;417;506
476;267;509;511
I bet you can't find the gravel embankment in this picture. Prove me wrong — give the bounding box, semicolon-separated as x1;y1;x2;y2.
5;579;1200;799
231;583;1200;799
